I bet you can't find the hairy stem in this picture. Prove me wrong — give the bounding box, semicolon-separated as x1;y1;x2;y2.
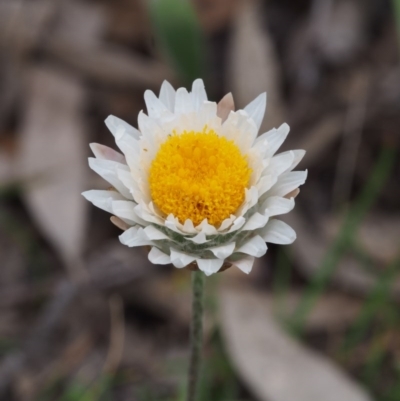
186;270;205;401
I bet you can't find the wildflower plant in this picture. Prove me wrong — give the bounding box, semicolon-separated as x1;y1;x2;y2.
83;79;306;400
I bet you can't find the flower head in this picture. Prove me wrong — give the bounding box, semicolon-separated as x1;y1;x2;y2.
83;79;307;275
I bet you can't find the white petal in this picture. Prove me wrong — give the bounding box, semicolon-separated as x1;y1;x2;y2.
260;219;296;244
191;79;207;111
266;170;308;198
235;187;259;217
148;202;164;218
88;158;132;199
221;111;257;153
182;219;197;234
90;143;125;164
285;149;306;172
198;101;218;127
126;169;146;199
236;235;267;257
236;110;259;150
247;147;265;186
196;258;224;276
242;212;269;231
116;168;136;190
244;92;267;132
261;196;295;216
269;151;295;176
228;216;246;233
175;87;193;114
114;132;140;171
144;89;171;119
246;186;259;208
232;256;255;274
159;80;176;112
137;111;165;154
148;247;171;265
105;115;141;140
112;200;146;225
143;225;169;240
218;215;236;231
196;219;218;235
256;174;277;197
119;226;153;247
170;249;196;268
187;232;209;244
256;123;290;157
82;190;125;213
165;215;185;234
134;203;165;225
209;242;235;259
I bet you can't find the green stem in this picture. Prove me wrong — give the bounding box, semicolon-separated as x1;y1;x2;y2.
186;271;205;401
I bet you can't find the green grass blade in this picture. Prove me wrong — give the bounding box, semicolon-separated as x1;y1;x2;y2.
383;374;400;401
392;0;400;42
149;0;205;85
289;146;397;335
360;303;400;393
341;256;400;354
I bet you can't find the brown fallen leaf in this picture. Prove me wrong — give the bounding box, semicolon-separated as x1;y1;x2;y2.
18;67;88;278
219;284;372;401
226;0;285;132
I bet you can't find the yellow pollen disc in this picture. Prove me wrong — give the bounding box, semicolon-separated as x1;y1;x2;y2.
149;127;252;226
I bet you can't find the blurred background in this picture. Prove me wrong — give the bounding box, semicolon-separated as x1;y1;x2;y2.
0;0;399;400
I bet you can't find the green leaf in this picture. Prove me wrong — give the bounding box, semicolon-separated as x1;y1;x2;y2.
149;0;205;85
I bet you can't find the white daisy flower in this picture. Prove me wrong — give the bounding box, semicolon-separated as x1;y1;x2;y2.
83;79;307;276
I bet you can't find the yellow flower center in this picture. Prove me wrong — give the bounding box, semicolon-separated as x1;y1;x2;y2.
149;127;251;227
